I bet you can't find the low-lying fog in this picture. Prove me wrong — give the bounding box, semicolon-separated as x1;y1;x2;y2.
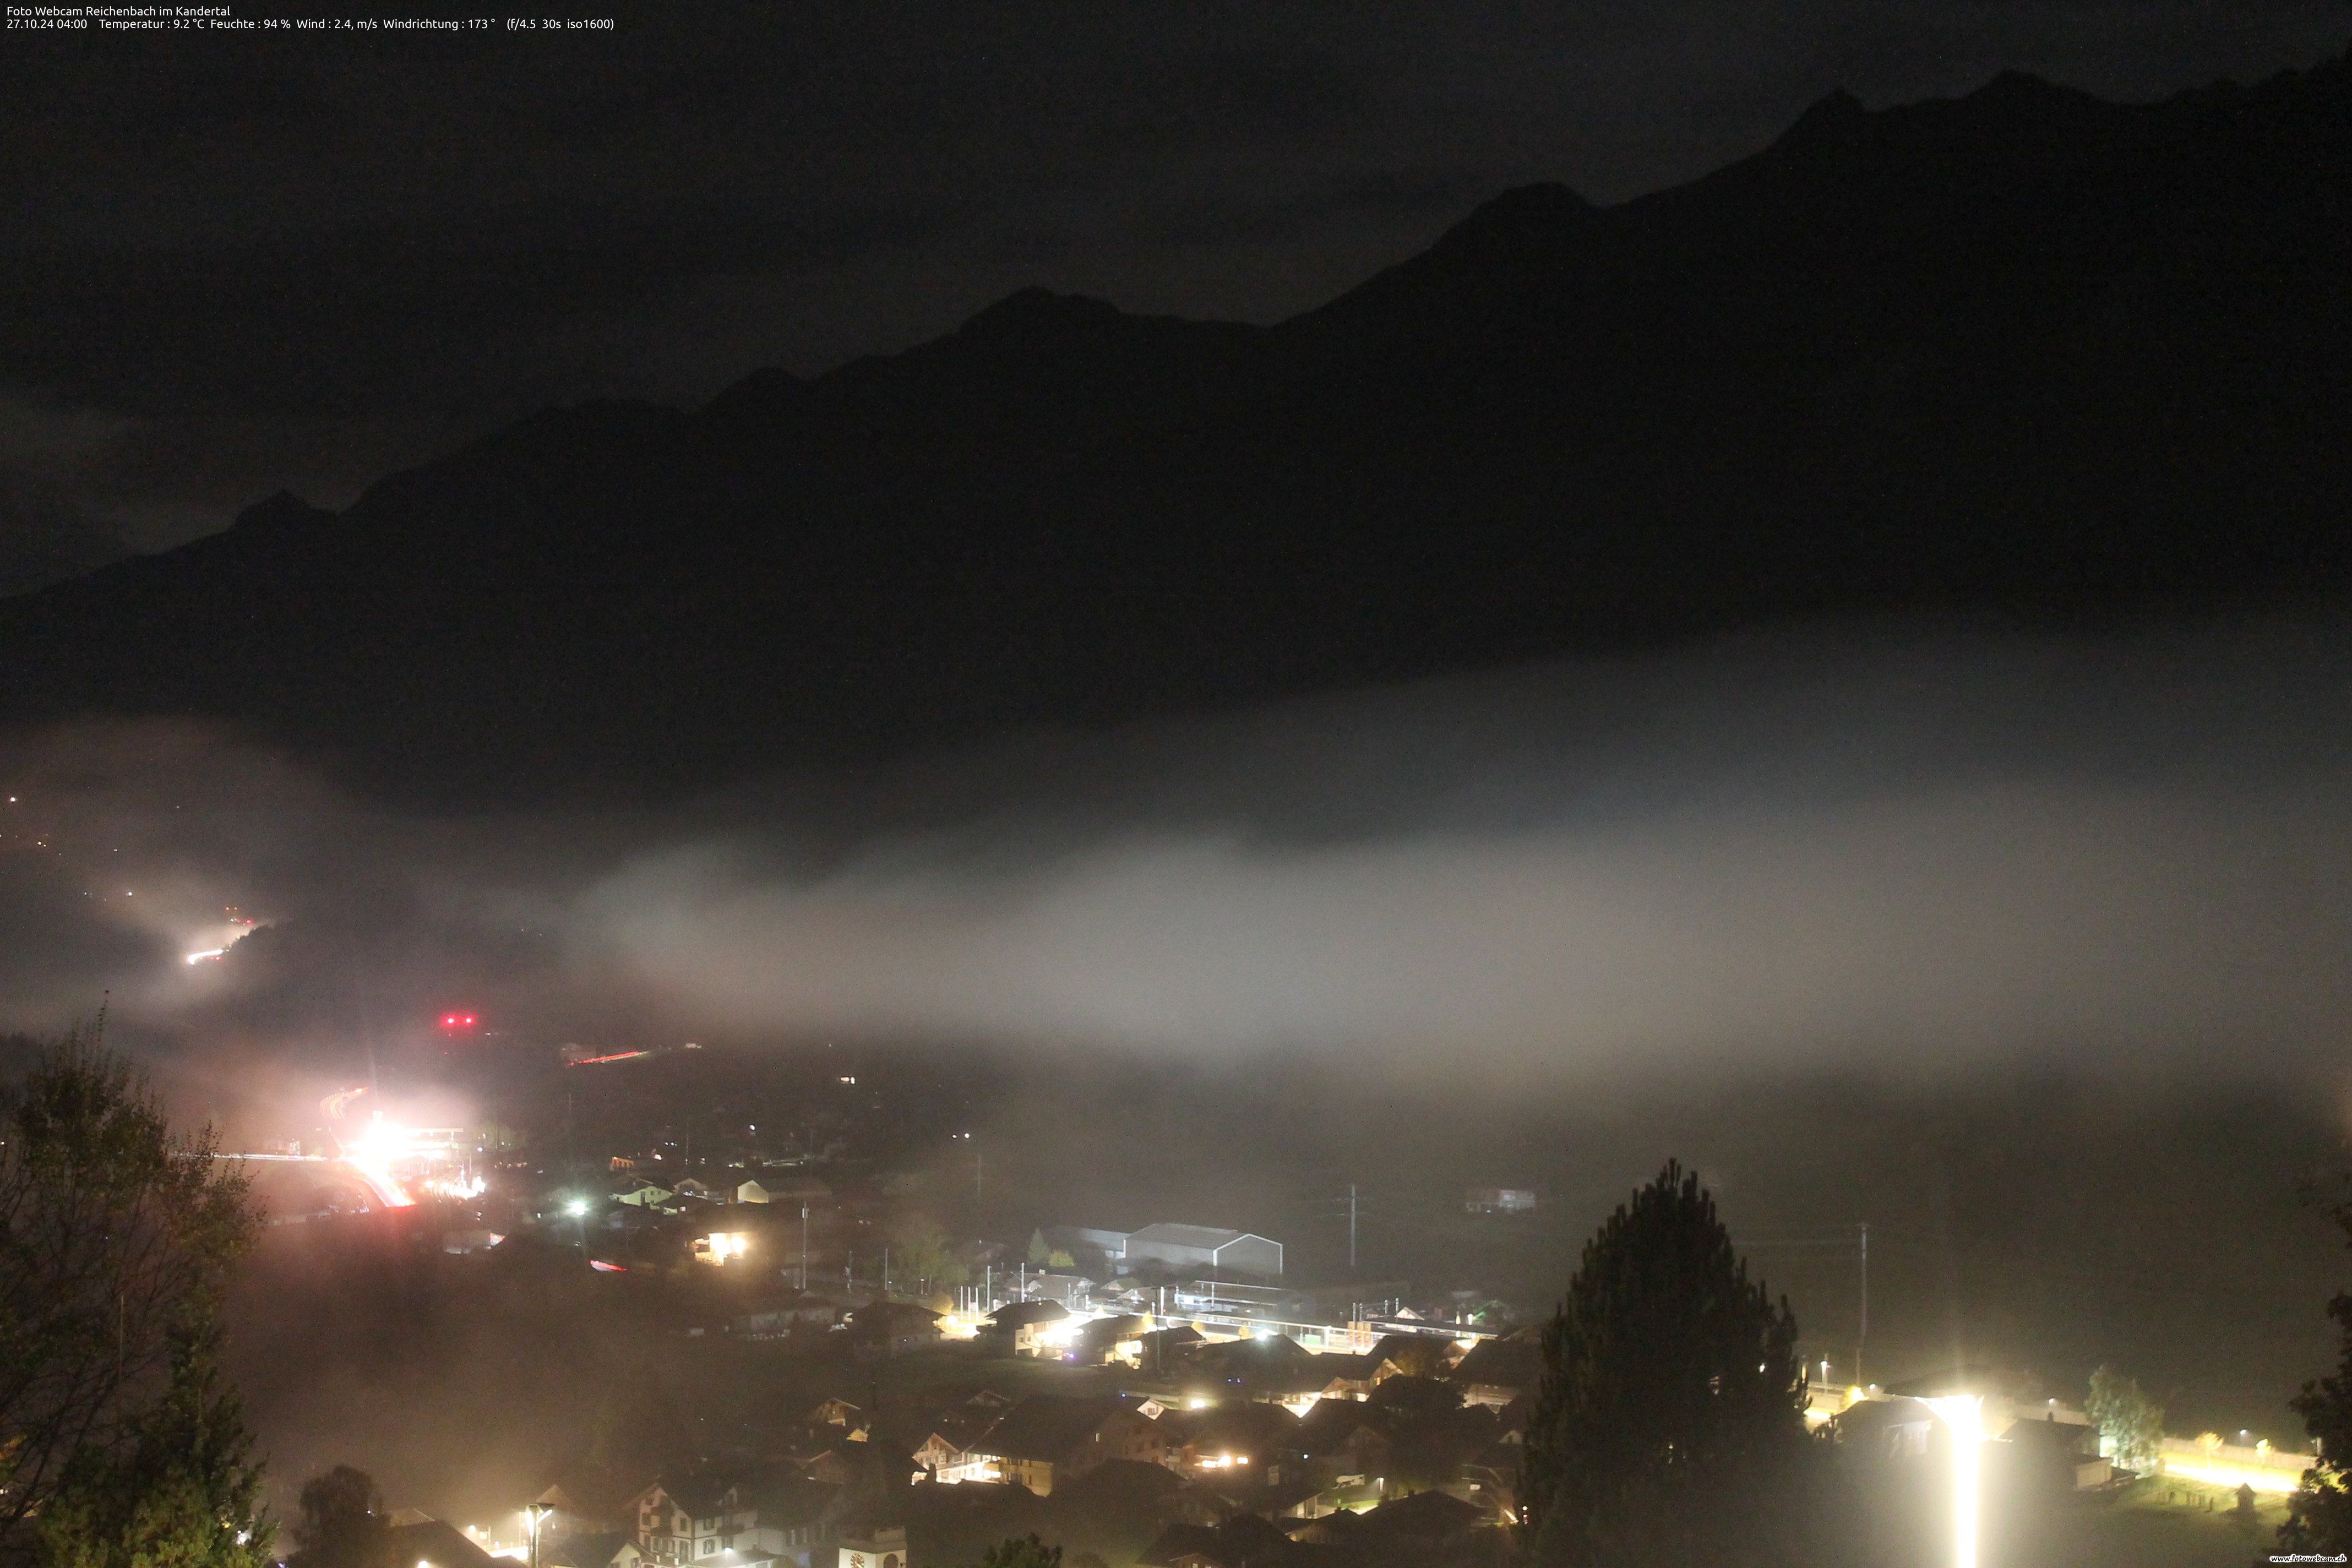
3;607;2347;1518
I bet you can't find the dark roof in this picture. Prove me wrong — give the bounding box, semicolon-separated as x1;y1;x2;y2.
1136;1515;1294;1568
1297;1397;1381;1452
389;1522;504;1568
972;1394;1140;1462
536;1465;655;1522
987;1300;1070;1330
1999;1415;2098;1455
744;1476;842;1525
1885;1364;2003;1399
652;1474;737;1520
1450;1336;1541;1390
1052;1456;1184;1512
1178;1400;1304;1453
1076;1313;1150;1348
1361;1489;1482;1539
543;1533;633;1568
1136;1523;1220;1567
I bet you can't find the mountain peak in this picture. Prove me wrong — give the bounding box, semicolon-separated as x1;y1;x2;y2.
230;490;333;534
1430;182;1596;253
1788;86;1865;134
958;287;1126;341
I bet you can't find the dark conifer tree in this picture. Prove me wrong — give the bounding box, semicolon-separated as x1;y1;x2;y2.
1520;1161;1818;1567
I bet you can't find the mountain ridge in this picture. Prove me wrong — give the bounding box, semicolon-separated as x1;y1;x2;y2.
5;49;2349;803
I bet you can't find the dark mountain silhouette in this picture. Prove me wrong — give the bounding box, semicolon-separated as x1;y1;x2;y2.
6;50;2349;801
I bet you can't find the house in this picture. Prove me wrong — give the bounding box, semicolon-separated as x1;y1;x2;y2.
1121;1224;1283;1279
1354;1490;1487;1552
907;1423;989;1485
545;1534;645;1568
1298;1397;1393;1483
1996;1412;2113;1491
391;1520;507;1568
1071;1313;1151;1366
983;1299;1072;1358
846;1302;942;1358
737;1180;771;1204
1835;1397;1941;1463
1178;1336;1329;1408
1046;1460;1189;1568
967;1394;1170;1496
732;1289;842;1337
1448;1330;1542;1408
808;1397;867;1431
743;1477;847;1568
1463;1188;1536;1215
1019;1271;1096;1308
1163;1400;1309;1491
631;1477;758;1567
1297;1351;1404;1404
536;1467;656;1542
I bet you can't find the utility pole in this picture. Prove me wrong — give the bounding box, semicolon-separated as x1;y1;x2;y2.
1857;1221;1870;1389
1348;1184;1358;1272
800;1203;809;1290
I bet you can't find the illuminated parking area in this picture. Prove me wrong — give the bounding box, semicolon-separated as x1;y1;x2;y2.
2158;1436;2311;1495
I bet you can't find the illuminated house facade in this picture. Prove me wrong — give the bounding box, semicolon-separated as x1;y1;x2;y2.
965;1394;1170;1496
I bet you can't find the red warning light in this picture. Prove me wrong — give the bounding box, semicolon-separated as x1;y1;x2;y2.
438;1012;480;1031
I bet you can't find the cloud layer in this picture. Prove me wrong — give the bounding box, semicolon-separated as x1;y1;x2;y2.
6;613;2346;1090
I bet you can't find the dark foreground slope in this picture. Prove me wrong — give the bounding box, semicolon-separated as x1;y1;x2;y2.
4;53;2348;799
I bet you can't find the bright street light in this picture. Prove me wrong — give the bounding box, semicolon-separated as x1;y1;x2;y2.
1922;1395;1985;1568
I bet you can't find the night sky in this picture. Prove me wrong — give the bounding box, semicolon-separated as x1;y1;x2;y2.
5;2;2351;565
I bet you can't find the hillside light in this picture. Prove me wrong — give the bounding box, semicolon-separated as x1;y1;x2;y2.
1923;1395;1985;1568
565;1198;589;1217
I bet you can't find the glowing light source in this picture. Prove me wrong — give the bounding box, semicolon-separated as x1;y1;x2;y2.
697;1231;749;1262
185;949;225;965
1923;1395;1984;1568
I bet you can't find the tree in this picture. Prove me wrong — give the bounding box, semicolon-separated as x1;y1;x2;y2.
37;1335;273;1568
1026;1229;1051;1266
1;1027;258;1542
288;1467;391;1568
2084;1365;2164;1476
973;1537;1059;1568
1520;1161;1819;1568
886;1212;969;1293
2284;1194;2352;1554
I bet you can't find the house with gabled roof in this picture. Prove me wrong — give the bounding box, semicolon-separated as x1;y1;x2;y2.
966;1393;1169;1496
742;1476;848;1568
628;1476;756;1568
